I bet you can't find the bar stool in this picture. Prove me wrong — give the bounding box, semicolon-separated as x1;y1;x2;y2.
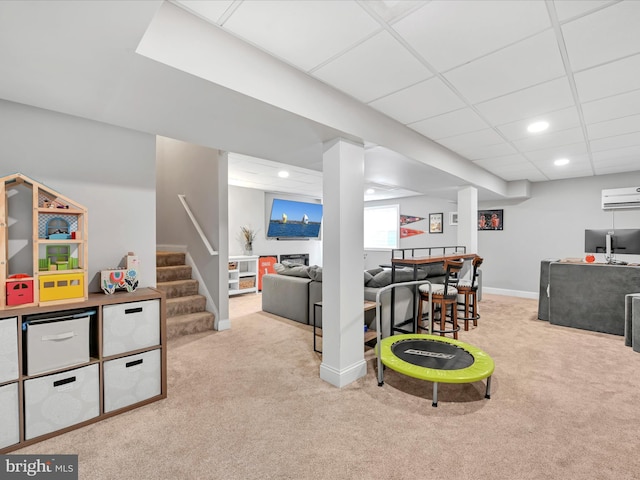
456;256;483;331
417;259;463;339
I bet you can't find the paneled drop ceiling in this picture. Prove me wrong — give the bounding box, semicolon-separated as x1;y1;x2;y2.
176;0;640;197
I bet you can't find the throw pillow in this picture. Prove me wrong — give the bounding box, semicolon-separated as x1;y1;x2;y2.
366;268;416;288
308;265;323;282
278;265;311;278
273;263;286;274
366;267;384;277
364;271;373;285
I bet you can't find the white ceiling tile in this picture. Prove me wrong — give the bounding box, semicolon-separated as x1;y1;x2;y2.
473;154;530;169
444;30;566;104
562;1;640;71
531;153;594;179
587;113;640;140
582;89;640;125
513;127;585;152
438;128;506;151
475;77;575;125
593;156;640;175
174;0;235;23
453;142;518;160
223;0;381;71
476;162;548;182
497;107;581;141
368;76;464;124
524;142;588;163
542;166;595;181
392;0;550;71
553;0;615;22
530;152;591;167
408;108;489;139
592;144;640;162
591;131;640;152
574;54;640;102
312;31;432;103
362;0;429;23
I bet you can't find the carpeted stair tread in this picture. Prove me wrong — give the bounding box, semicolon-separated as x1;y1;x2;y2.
167;294;207;317
167;311;215;339
156;279;199;299
157;265;192;282
156;251;187;267
156;250;215;339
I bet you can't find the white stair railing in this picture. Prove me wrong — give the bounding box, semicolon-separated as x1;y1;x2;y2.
177;194;218;256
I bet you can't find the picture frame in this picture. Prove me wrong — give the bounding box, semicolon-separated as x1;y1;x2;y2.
449;212;458;226
478;209;503;231
429;212;443;234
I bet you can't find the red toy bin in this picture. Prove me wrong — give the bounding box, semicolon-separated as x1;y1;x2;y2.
6;279;34;306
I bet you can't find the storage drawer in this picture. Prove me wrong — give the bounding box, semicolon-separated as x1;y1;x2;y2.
25;314;91;376
103;349;161;413
103;299;160;356
0;317;19;383
24;363;99;440
0;383;20;449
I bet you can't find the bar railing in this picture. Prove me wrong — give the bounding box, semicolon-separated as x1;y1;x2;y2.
391;246;466;259
177;194;218;256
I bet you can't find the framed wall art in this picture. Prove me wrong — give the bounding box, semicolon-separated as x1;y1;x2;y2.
429;213;443;234
478;209;503;231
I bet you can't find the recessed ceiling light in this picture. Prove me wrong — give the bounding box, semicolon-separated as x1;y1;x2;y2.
554;158;570;166
527;121;549;133
277;170;289;178
365;188;375;195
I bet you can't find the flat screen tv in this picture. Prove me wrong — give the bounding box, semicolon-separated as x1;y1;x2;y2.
267;198;323;239
585;229;640;255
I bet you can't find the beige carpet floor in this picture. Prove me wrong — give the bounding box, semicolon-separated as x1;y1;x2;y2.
15;293;640;479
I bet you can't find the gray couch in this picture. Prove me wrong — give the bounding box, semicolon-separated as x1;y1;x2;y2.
261;264;446;338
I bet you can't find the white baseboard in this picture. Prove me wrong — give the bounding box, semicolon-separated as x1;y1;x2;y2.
483;287;538;299
320;359;367;388
215;317;231;331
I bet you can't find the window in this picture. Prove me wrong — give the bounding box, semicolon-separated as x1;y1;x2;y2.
364;204;399;250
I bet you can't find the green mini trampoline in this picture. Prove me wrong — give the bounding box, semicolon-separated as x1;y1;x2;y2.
376;334;495;407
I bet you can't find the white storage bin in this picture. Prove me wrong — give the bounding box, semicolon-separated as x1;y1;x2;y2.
0;382;20;449
0;317;19;382
103;349;161;413
25;314;91;376
24;363;99;440
103;299;160;356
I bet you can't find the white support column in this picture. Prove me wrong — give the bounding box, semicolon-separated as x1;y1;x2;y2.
320;138;366;387
216;150;230;331
457;186;478;253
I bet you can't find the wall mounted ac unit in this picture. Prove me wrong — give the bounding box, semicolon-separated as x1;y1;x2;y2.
602;187;640;210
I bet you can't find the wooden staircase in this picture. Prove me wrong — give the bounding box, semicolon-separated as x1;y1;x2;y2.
156;251;215;339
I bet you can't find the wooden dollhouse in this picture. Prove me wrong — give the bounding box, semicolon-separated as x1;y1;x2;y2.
1;173;88;309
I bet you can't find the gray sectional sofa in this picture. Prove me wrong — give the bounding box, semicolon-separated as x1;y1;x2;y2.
261;263;447;337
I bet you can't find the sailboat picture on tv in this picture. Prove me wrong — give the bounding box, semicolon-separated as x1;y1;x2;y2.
267;198;323;239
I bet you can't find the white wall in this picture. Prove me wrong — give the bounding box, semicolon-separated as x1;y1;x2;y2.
156;136;226;321
478;171;640;297
229;186;323;265
0;99;157;292
363;195;459;269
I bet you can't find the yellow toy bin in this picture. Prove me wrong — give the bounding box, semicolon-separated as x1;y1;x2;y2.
39;273;84;302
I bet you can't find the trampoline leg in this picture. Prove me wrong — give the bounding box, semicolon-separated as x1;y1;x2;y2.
432;382;438;407
485;376;492;399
